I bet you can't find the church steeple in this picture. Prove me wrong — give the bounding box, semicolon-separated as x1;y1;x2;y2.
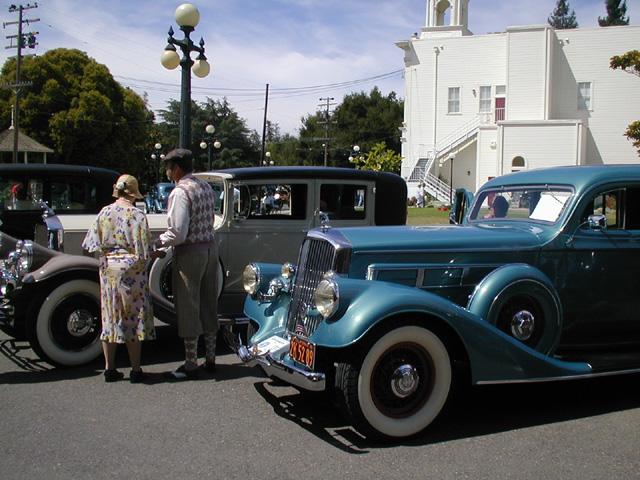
427;0;469;28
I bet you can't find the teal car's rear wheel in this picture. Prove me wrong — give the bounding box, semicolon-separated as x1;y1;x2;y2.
335;325;452;441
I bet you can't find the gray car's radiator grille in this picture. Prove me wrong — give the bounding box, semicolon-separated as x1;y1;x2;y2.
286;235;350;338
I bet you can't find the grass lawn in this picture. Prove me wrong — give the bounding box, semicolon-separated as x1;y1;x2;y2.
406;206;451;225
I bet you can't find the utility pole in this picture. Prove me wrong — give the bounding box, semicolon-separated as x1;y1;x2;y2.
260;83;269;166
2;3;39;163
318;97;336;167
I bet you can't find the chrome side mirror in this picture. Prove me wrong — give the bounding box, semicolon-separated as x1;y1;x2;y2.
588;214;606;230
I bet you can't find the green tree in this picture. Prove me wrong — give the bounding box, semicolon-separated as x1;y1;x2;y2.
349;141;402;174
299;87;404;168
599;0;630;26
0;48;150;174
157;97;259;170
610;50;640;154
548;0;579;29
261;120;304;166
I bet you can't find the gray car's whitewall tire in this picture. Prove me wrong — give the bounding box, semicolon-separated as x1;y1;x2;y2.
337;325;452;440
149;250;224;303
27;279;102;367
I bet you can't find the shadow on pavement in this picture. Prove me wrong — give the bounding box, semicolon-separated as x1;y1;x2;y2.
0;323;255;385
252;371;640;452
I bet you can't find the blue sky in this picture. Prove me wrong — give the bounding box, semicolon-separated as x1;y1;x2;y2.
0;0;638;135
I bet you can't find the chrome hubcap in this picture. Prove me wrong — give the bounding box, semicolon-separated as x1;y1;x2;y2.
510;310;535;341
67;310;95;337
390;364;420;398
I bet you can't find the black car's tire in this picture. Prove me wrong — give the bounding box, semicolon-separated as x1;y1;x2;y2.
26;279;102;367
335;324;452;441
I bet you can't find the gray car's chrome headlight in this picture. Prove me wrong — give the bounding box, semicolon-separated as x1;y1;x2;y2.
0;240;33;296
243;263;260;295
315;277;339;318
8;240;33;278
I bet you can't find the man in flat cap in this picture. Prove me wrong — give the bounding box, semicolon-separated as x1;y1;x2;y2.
154;148;219;380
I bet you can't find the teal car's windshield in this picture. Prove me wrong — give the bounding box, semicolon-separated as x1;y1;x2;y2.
469;186;573;224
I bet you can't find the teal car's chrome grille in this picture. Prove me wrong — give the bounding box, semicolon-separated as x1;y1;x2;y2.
286;233;351;338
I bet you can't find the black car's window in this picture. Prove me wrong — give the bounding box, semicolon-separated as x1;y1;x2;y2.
0;176;99;213
0;179;36;210
469;186;572;224
51;180;98;212
1;178;47;211
241;183;307;220
319;183;366;220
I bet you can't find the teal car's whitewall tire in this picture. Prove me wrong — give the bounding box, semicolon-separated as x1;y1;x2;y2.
336;325;452;441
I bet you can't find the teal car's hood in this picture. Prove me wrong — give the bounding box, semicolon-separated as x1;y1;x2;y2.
336;222;549;252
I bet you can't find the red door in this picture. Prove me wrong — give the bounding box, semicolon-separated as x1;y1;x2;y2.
495;98;505;122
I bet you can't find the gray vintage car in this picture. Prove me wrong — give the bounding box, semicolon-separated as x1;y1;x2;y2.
0;167;407;367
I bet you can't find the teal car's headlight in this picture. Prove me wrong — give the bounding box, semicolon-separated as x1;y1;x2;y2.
316;277;339;318
281;262;296;279
243;263;260;295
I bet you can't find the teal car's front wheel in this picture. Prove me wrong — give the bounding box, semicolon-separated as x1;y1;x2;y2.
335;325;453;441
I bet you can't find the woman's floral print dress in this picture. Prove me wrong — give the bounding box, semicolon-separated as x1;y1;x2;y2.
82;203;156;343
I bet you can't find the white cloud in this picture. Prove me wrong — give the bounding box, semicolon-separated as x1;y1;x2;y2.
1;0;638;136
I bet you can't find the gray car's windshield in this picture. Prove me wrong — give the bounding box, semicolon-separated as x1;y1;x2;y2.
208;180;225;215
469;186;573;224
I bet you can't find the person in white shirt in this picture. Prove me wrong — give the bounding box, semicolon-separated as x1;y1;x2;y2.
153;149;219;380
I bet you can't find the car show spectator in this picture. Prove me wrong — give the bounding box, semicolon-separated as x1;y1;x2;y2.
154;149;219;380
82;174;158;383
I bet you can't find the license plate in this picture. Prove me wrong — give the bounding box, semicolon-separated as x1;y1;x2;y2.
289;336;315;369
253;335;289;356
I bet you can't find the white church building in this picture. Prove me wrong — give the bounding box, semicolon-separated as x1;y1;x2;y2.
396;0;640;202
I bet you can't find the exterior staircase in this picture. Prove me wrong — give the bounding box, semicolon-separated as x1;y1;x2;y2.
405;114;490;202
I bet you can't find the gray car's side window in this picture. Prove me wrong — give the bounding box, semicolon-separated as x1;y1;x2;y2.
319;183;366;220
243;183;307;220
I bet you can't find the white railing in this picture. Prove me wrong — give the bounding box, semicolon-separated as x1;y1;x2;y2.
424;173;451;203
432;113;490;162
406;114;491;202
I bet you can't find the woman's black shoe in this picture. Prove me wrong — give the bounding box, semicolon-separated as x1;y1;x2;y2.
104;369;124;383
130;370;147;384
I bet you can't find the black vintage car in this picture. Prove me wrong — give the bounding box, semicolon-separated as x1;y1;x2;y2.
0;164;120;241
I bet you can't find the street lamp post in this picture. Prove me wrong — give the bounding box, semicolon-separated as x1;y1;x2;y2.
199;124;221;171
348;145;363;164
160;3;211;150
262;151;274;166
150;143;164;185
448;152;456;204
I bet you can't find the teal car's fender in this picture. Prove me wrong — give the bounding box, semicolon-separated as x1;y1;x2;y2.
303;278;590;384
466;263;562;356
244;289;291;344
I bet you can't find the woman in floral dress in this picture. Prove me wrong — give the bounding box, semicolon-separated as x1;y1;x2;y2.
82;174;159;383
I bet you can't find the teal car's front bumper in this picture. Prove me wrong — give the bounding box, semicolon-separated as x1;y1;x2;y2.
228;329;326;391
238;343;326;392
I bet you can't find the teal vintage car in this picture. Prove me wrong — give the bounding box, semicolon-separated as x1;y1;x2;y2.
233;165;640;441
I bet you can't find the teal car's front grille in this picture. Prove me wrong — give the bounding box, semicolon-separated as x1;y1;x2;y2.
286;235;350;338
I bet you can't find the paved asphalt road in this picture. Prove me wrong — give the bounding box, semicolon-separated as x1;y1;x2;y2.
1;323;640;480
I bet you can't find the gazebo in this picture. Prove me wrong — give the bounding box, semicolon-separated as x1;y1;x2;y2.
0;127;54;164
